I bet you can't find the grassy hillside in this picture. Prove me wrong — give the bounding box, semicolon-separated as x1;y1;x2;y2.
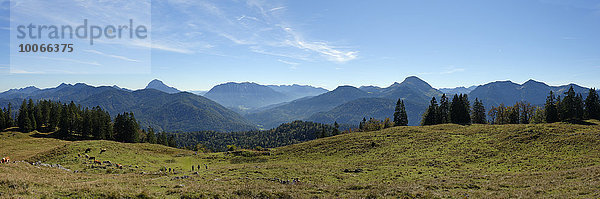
1;122;600;198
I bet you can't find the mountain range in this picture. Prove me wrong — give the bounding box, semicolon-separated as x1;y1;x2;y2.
469;79;590;108
0;77;594;132
246;76;441;128
0;82;256;132
204;82;328;113
439;86;477;95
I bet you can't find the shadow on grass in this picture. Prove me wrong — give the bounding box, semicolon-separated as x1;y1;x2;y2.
564;120;598;125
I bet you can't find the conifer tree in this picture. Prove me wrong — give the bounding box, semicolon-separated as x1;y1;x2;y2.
450;94;469;124
114;112;141;143
395;100;408;126
471;98;486;124
545;91;559;123
559;86;582;122
438;94;449;124
27;99;37;131
393;99;402;125
421;97;439;126
333;122;340;135
461;94;471;124
34;104;43;131
168;135;177;147
17;99;27;131
41;101;51;131
158;132;168;146
147;127;157;144
23;112;33;132
584;88;600;120
48;103;60;132
6;103;12;128
575;94;584;120
508;105;520;124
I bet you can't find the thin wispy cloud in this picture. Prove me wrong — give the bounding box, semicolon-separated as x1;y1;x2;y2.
84;50;140;62
269;7;286;12
441;67;466;74
159;0;359;63
277;59;299;66
10;69;45;74
277;59;299;69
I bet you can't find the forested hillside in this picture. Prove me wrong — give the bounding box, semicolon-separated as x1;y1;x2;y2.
172;121;336;152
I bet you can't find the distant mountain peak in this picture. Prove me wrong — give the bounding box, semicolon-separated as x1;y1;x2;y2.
57;83;71;88
397;76;435;92
333;85;360;91
145;79;181;94
8;86;39;92
522;79;548;87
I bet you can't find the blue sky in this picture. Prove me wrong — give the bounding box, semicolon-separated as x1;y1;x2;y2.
1;0;600;92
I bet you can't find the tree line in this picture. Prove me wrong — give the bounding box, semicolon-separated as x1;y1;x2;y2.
420;94;486;126
488;87;599;124
543;87;599;123
420;86;600;126
1;99;176;148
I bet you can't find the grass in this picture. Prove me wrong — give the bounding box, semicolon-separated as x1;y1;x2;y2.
1;121;600;198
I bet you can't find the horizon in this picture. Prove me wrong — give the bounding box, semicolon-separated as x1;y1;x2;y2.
2;0;600;92
0;76;595;93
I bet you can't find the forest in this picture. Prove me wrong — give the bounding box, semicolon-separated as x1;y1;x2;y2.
0;99;177;148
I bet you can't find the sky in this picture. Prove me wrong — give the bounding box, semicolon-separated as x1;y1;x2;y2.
1;0;600;92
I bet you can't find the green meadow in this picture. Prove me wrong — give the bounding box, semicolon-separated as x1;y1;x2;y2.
1;121;600;198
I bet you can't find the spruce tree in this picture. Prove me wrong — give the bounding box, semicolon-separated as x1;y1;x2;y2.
168;135;177;147
333;122;340;135
393;99;402;125
545;91;559;123
58;104;69;137
575;94;584;120
508;104;520;124
41;101;51;130
461;94;471;124
450;95;463;124
438;94;449;124
17;99;27;131
147;127;157;144
48;103;60;132
34;104;43;131
421;97;439;126
471;98;486;124
6;103;12;128
23;112;33;132
584;88;600;120
397;100;408;126
27;99;37;131
560;86;580;122
157;132;168;145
